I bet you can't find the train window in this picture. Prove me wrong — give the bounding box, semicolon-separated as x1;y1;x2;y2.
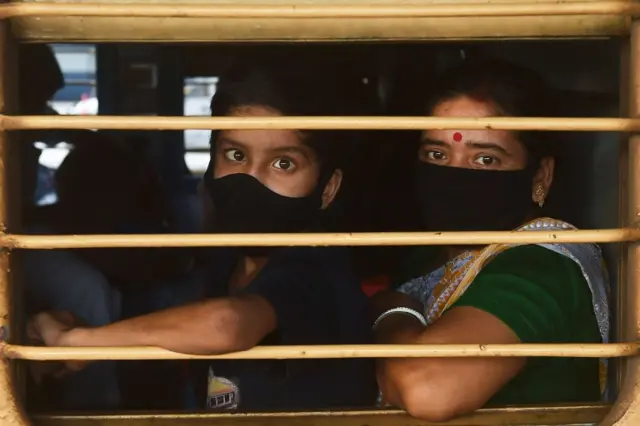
1;2;639;426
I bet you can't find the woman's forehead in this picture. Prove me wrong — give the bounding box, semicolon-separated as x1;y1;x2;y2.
433;95;496;118
425;95;523;151
422;128;516;148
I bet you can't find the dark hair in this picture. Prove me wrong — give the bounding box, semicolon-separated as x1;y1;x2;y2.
209;59;366;175
424;58;558;166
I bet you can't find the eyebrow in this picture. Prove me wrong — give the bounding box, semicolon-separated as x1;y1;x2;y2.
467;142;512;157
218;137;311;160
420;137;512;156
270;146;312;160
217;137;249;150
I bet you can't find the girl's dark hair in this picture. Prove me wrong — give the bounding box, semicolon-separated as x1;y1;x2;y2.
210;59;367;174
425;58;558;166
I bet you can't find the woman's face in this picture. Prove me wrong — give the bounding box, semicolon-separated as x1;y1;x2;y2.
420;95;554;202
421;95;528;170
212;105;341;206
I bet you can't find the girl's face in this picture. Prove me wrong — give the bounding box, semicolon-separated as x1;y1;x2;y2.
213;105;321;198
212;105;342;207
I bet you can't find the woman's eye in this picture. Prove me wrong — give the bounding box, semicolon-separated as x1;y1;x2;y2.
426;151;446;161
474;156;497;166
273;158;295;171
224;149;245;162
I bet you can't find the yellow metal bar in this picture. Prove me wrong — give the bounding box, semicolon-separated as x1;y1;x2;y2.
601;20;640;426
13;0;630;42
614;32;631;397
0;21;29;426
30;404;611;426
14;15;629;43
1;1;639;19
3;228;637;250
5;115;640;131
5;343;639;362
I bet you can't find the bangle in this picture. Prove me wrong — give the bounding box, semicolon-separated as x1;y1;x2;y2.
372;307;427;331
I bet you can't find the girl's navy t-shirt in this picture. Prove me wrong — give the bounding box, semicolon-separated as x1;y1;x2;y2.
190;246;377;411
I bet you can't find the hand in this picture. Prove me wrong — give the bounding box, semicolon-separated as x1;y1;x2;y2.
27;311;78;347
27;311;89;382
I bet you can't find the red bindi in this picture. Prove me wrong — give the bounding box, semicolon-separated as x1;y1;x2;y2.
453;132;463;142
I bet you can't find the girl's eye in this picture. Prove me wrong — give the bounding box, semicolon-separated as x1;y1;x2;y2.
224;149;245;162
474;156;497;166
273;158;295;171
426;151;446;161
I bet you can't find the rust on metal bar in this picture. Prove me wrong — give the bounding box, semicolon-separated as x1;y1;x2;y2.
5;343;640;362
4;115;640;131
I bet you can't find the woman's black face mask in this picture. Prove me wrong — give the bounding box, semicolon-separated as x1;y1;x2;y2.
202;163;325;235
415;162;536;232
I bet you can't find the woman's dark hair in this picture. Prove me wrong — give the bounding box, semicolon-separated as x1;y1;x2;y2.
209;59;367;175
424;58;558;167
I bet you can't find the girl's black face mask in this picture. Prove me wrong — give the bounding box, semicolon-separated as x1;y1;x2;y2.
415;162;537;232
203;164;324;235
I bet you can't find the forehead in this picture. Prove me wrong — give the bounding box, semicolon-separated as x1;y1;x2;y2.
433;95;497;118
424;95;520;148
221;105;306;151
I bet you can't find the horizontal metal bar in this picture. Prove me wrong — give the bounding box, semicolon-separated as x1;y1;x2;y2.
4;229;638;249
13;10;629;43
1;1;640;19
5;343;639;361
3;115;640;131
30;404;612;426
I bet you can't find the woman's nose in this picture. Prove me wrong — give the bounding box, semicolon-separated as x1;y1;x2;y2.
448;154;468;168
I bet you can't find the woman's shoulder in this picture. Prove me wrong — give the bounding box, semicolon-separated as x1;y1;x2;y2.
456;244;599;344
494;216;603;281
480;244;584;286
487;244;575;266
469;244;599;319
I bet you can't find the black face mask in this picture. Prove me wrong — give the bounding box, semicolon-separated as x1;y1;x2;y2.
203;170;324;235
415;162;536;232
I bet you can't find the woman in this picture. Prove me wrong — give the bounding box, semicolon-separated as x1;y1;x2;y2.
373;59;609;421
28;60;377;411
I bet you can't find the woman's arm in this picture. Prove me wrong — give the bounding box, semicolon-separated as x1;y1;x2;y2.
29;294;277;355
375;306;525;422
376;245;591;421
